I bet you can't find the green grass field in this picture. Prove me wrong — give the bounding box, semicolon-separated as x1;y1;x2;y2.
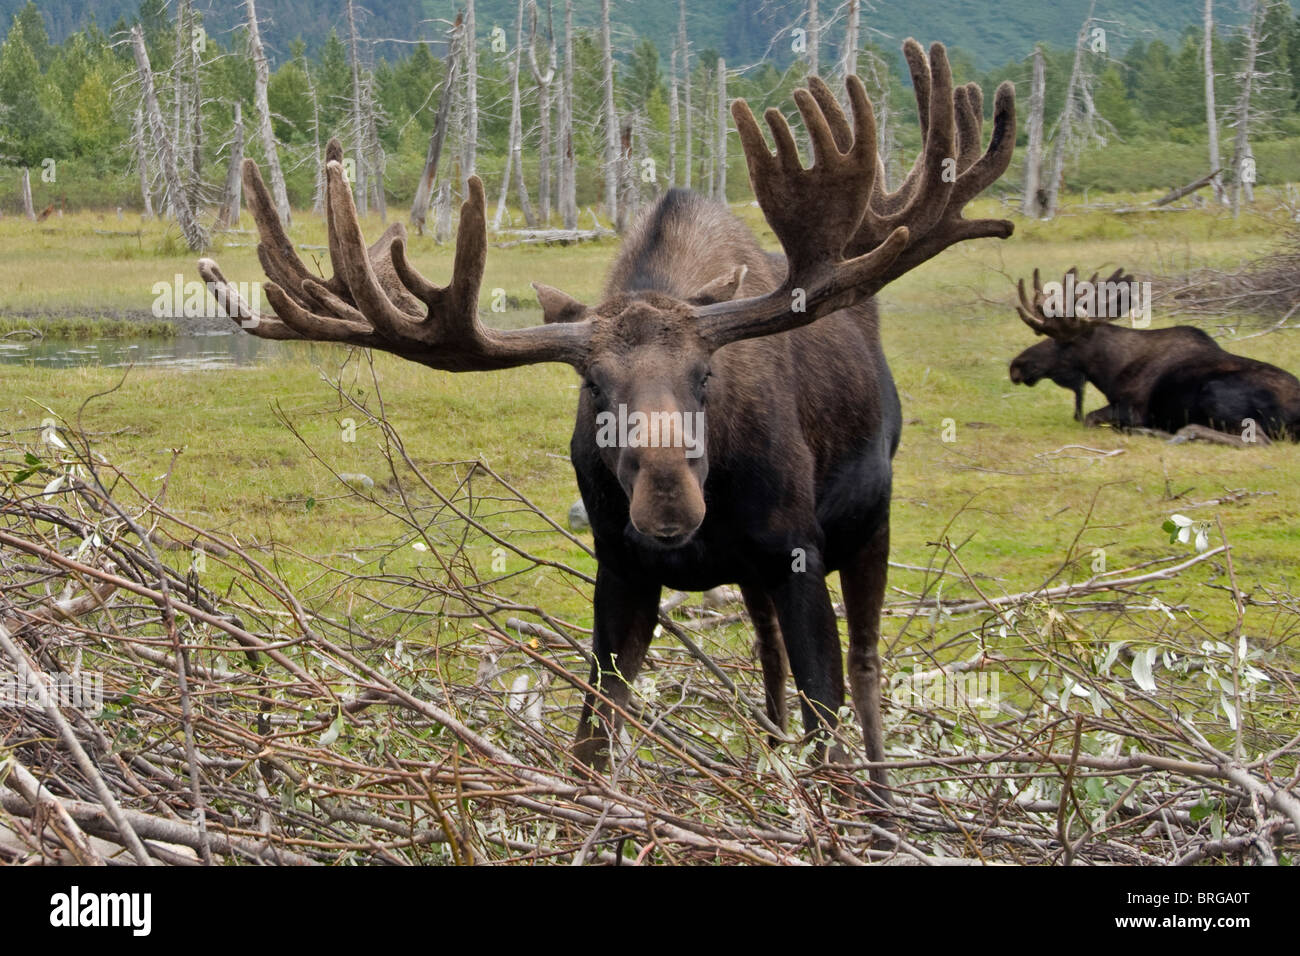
3;194;1296;620
4;191;1299;864
2;192;1298;752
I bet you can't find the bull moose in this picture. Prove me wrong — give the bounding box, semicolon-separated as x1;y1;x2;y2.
1010;268;1300;442
199;40;1017;796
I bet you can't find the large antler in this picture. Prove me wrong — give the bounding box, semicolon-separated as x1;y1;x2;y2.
1016;266;1135;338
697;41;1016;348
199;139;589;371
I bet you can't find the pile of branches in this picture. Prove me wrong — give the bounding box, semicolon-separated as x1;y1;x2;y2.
1;392;1297;865
1157;226;1300;326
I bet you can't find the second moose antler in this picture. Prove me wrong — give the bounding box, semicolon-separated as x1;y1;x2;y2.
201;40;1016;801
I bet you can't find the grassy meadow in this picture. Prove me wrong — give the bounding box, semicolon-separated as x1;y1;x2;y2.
2;190;1299;816
3;194;1296;613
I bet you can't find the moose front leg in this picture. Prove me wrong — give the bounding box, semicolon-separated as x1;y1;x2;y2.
1084;402;1141;430
770;548;845;755
840;521;892;799
574;566;661;770
740;585;790;739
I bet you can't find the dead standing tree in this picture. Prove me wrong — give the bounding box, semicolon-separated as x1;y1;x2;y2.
1022;46;1047;217
129;26;208;250
806;0;820;75
600;0;619;227
170;0;204;213
306;64;327;212
495;0;538;230
616;120;635;231
714;58;726;202
527;0;557;224
559;0;577;228
346;0;387;222
1225;0;1288;216
244;0;290;226
1204;0;1227;204
410;14;463;235
841;0;859;78
463;0;478;180
347;0;369;215
669;48;679;185
216;101;244;228
678;0;691;191
130;107;155;219
1043;1;1112;218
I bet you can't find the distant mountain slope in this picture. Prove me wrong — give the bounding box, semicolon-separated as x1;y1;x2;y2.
2;0;1236;71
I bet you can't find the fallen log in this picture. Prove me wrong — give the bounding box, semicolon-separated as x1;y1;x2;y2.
1152;168;1223;207
494;227;613;248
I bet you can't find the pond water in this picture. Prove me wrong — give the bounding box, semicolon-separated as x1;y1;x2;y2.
0;311;547;371
0;330;290;370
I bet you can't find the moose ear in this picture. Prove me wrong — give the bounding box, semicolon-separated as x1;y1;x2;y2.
688;265;748;306
534;283;588;324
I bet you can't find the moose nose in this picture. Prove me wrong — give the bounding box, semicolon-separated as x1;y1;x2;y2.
1009;363;1024;383
628;462;706;546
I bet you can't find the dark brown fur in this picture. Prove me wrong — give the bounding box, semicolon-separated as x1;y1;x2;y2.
568;190;899;783
1011;319;1300;439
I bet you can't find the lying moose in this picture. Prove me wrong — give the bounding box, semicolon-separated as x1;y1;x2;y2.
201;41;1017;798
1009;268;1300;442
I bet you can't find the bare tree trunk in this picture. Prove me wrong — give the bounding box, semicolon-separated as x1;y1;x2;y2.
1204;0;1226;204
1022;46;1046;217
857;48;895;188
704;75;716;198
807;0;820;75
463;0;478;180
172;0;190;179
494;118;516;231
560;0;576;228
527;1;556;224
678;0;691;191
842;0;859;79
435;181;453;242
715;58;727;202
186;0;203;212
496;0;538;230
1230;0;1261;217
616;119;636;231
600;0;619;225
306;68;325;212
132;108;155;219
217;102;243;228
411;17;462;234
1044;4;1095;219
130;25;208;250
367;100;386;222
346;0;369;217
449;51;464;193
245;0;290;226
506;0;536;227
19;167;34;220
669;48;679;185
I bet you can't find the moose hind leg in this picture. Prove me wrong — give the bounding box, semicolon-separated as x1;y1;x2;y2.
841;521;892;797
740;585;789;739
574;567;661;770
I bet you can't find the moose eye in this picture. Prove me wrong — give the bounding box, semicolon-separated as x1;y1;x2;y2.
695;370;712;400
